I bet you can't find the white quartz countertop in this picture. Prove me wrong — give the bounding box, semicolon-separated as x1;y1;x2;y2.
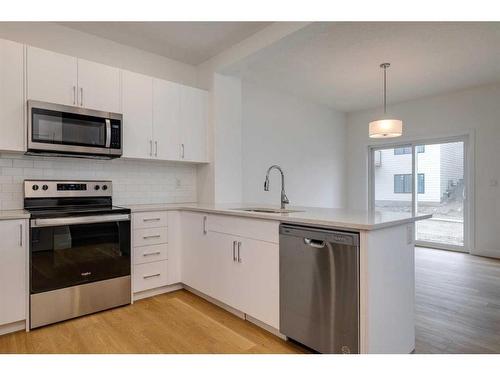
0;209;31;220
124;203;432;231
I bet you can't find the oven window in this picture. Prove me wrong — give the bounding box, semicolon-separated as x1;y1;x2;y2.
30;221;131;294
32;108;106;147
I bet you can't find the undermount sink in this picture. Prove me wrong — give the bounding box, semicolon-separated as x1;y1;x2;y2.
232;207;303;214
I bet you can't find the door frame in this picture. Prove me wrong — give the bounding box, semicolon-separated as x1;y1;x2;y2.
368;131;475;253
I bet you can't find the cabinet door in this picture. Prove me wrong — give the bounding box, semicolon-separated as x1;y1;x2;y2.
237;238;279;329
206;231;241;309
77;59;121;113
181;212;211;295
121;70;153;159
0;220;26;325
180;86;208;162
0;39;25;152
27;46;77;106
152;79;181;161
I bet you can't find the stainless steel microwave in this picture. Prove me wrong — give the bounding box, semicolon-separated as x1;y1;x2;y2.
27;100;123;159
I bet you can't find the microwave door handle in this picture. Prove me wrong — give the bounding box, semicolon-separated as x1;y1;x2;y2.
105;119;111;148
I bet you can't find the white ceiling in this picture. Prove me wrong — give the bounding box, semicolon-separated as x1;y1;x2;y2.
224;22;500;112
58;22;271;65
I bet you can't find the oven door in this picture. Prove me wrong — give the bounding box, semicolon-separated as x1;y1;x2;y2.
30;214;131;294
27;100;122;158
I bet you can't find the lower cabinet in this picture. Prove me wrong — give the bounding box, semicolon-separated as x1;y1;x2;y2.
181;212;279;329
0;219;27;326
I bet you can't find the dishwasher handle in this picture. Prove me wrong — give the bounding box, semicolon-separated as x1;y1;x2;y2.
304;238;326;248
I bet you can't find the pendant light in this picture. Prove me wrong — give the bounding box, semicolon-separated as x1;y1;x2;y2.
369;63;403;138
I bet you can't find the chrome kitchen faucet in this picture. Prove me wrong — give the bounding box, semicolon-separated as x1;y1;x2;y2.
264;165;290;209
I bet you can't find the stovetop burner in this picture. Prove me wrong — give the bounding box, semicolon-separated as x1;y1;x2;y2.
23;179;130;218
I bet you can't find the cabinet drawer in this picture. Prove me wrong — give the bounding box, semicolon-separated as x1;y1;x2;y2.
207;214;279;243
133;211;168;229
134;243;168;265
133;260;168;292
134;227;168;247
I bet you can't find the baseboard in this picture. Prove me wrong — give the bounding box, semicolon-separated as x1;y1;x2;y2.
0;320;26;336
182;284;245;319
245;314;284;338
470;248;500;260
133;283;183;301
182;284;283;339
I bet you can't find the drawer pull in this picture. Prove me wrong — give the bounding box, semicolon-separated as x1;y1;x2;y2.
143;234;161;239
143;218;161;222
143;273;161;279
143;251;161;257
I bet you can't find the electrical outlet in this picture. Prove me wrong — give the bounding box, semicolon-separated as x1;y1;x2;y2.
176;178;181;188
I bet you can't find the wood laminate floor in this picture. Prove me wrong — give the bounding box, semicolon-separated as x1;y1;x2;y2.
415;247;500;354
1;247;499;354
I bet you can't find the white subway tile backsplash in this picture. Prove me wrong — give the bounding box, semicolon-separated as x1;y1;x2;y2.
0;155;198;210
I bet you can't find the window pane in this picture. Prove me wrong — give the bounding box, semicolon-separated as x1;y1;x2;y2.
416;142;464;247
375;148;412;214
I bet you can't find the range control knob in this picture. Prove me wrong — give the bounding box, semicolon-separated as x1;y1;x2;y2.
42;184;49;191
94;185;100;190
32;184;39;191
102;185;108;191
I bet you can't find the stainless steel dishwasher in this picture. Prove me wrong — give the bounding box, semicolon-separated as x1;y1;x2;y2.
279;224;360;354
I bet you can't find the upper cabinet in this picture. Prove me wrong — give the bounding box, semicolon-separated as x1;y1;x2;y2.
27;46;78;107
121;70;153;159
153;79;181;161
122;76;209;163
27;46;120;113
180;86;208;162
77;59;121;113
0;39;25;152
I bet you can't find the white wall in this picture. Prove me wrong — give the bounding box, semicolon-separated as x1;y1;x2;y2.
242;81;347;208
346;83;500;258
0;22;198;87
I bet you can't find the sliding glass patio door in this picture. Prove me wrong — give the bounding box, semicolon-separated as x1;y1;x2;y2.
370;138;468;252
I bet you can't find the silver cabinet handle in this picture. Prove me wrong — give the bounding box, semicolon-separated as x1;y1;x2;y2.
150;140;153;157
72;86;76;105
203;216;207;235
143;217;161;222
143;251;161;257
19;223;23;247
143;234;161;239
143;273;161;279
80;87;83;106
237;241;242;263
232;241;237;261
155;140;158;157
181;143;185;159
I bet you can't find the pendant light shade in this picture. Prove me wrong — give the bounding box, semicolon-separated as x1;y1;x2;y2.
369;63;403;138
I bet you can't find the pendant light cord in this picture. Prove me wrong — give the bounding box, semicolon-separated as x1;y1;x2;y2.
383;65;387;114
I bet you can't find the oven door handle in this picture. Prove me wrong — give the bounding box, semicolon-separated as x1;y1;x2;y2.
31;214;130;228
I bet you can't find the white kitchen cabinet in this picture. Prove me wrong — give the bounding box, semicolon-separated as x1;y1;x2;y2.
27;46;78;106
77;59;121;113
181;212;279;329
180;86;208;162
235;237;279;328
0;219;27;326
0;39;25;152
121;70;153;159
181;212;212;295
153;79;181;161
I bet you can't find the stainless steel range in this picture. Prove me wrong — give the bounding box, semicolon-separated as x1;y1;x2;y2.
24;179;131;329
